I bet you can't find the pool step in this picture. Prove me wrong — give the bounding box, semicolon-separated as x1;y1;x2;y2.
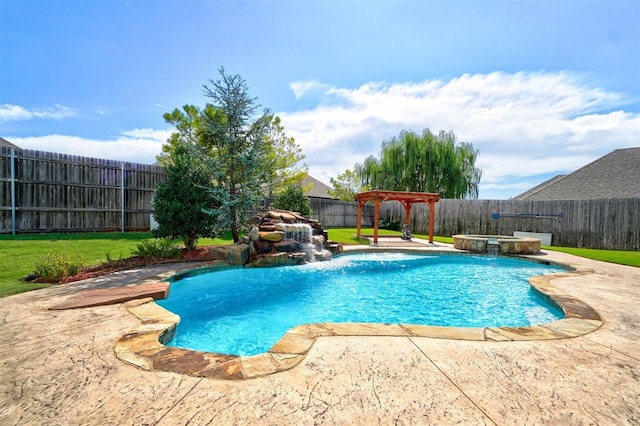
487;242;500;256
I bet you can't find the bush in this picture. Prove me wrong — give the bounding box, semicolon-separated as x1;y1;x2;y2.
153;142;221;250
271;185;312;216
379;219;401;231
33;253;84;282
132;238;181;260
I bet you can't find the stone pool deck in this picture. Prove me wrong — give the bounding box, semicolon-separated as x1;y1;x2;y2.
1;241;639;424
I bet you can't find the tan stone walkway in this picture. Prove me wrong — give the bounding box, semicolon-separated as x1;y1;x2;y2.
0;245;638;425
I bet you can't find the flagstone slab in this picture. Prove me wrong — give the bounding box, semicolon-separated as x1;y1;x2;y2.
543;317;602;337
402;324;486;340
48;282;169;310
321;322;410;336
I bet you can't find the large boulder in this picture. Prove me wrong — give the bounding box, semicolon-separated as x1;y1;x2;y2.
273;240;305;253
250;252;306;267
226;243;250;265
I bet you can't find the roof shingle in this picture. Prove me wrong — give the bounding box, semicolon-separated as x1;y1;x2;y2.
514;147;640;200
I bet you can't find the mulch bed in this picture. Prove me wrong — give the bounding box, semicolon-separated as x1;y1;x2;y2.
37;246;224;285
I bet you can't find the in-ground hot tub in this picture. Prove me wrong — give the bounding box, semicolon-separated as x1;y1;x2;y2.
453;234;542;255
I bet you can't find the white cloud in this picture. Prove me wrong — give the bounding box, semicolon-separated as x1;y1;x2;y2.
289;81;319;99
6;71;638;199
0;104;78;121
280;71;640;198
288;80;336;102
8;129;172;164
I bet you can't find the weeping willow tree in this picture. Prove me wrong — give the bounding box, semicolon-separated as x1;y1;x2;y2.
355;129;482;199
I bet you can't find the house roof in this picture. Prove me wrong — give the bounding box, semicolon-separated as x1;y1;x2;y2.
514;147;640;200
300;175;334;199
514;174;567;200
0;137;20;149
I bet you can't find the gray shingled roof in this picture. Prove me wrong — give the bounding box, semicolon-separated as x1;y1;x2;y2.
300;175;335;199
514;174;567;200
514;147;640;200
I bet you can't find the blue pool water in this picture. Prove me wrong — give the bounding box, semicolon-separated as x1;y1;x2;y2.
158;253;564;356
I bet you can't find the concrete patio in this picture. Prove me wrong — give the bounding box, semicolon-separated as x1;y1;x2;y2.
0;243;638;425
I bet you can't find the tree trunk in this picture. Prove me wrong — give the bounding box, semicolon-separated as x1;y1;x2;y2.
231;222;240;244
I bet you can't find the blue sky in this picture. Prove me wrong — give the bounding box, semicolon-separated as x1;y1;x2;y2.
1;0;638;199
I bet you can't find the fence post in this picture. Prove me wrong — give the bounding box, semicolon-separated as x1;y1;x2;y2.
121;162;125;232
10;148;16;235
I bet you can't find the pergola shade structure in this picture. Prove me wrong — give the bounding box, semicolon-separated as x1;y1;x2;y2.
355;190;440;244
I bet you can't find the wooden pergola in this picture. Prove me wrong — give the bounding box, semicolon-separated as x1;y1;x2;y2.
355;190;440;244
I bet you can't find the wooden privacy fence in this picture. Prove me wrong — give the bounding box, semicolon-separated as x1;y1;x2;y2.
310;197;374;228
379;198;640;251
2;147;638;250
0;147;166;233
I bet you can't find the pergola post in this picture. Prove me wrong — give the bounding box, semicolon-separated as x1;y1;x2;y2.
428;200;435;243
373;198;380;244
401;200;412;229
356;201;363;238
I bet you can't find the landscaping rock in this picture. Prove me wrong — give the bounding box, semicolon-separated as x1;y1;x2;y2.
260;231;284;242
274;240;305;253
250;252;306;267
254;241;272;254
227;243;250;265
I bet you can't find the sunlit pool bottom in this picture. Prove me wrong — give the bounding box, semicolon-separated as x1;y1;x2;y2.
158;253;565;356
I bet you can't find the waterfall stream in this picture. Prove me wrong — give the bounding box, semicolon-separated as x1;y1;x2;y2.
283;223;332;261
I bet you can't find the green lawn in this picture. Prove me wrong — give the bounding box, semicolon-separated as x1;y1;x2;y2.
1;229;637;298
542;246;640;268
0;232;232;298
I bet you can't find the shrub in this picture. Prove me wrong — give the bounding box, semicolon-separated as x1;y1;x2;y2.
271;185;312;216
33;253;84;282
153;142;221;250
379;219;401;231
132;238;181;260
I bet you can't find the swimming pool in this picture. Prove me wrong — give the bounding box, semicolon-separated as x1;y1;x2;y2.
157;252;564;356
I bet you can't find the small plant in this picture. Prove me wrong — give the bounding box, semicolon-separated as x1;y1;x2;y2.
132;238;180;260
103;251;124;265
33;253;85;282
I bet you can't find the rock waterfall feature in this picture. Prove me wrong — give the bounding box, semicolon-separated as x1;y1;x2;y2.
243;209;341;267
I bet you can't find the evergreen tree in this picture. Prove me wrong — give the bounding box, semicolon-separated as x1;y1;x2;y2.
152;142;220;250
